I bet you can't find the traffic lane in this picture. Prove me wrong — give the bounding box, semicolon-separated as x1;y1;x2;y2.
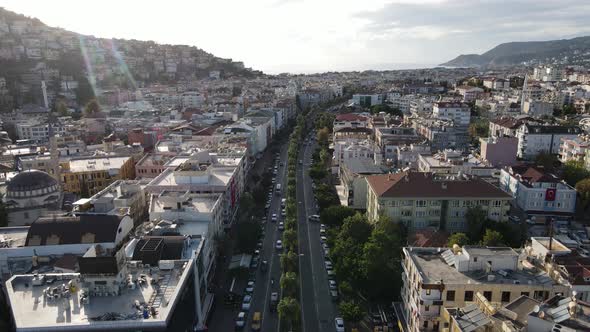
297;160;320;332
247;145;288;330
302;140;338;331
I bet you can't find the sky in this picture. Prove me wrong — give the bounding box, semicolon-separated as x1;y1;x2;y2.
1;0;590;74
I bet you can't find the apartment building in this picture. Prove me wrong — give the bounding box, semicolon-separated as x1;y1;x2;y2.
402;246;569;332
366;171;512;232
417;150;498;179
412;118;469;152
61;156;136;196
339;158;385;209
522;100;554;118
559;135;590;163
500;166;577;218
479;136;518;168
432;102;471;127
516;124;582;159
351;94;384;107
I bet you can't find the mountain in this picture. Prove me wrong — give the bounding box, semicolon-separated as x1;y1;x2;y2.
440;36;590;68
0;8;261;109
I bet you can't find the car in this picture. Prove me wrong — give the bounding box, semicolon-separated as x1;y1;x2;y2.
509;215;520;223
271;214;278;222
320;229;326;235
299;160;303;165
280;162;284;166
281;209;286;217
256;241;263;249
324;248;330;256
273;169;278;175
261;260;268;272
322;243;330;250
245;281;255;293
264;203;270;210
278;222;285;231
308;215;320;222
327;269;334;276
254;249;260;256
320;236;327;243
330;290;339;301
251;257;259;269
235;311;246;330
241;295;252;311
335;317;345;332
270;292;279;312
275;240;283;250
320;224;326;231
281;198;287;208
251;311;262;331
328;279;337;290
271;178;276;184
325;261;333;270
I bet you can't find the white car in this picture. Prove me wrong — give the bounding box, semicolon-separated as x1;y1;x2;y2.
245;281;255;293
275;240;283;250
235;311;246;329
325;261;333;270
335;317;345;332
329;279;337;290
320;236;327;243
271;214;278;222
242;295;252;311
278;222;285;231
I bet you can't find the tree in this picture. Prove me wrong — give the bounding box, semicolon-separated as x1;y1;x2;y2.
317;127;330;146
235;221;262;253
481;229;505;246
468;119;489;142
466;206;488;241
281;250;299;273
280;272;299;298
447;233;470;247
278;297;300;330
562;160;590;187
282;229;298;251
320;205;356;228
332;214;373;288
535;152;559;172
576;178;590;210
84;98;100;116
370;104;402;117
339;301;365;324
55;100;69;116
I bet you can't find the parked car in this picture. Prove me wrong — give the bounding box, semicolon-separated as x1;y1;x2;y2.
242;295;252;311
278;222;285;231
325;261;333;270
330;290;339;301
271;214;278;222
251;311;262;331
335;317;345;332
245;280;255;293
270;292;279;312
328;279;337;290
235;311;246;330
275;240;283;250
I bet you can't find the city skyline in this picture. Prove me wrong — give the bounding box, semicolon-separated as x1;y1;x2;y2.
1;0;590;73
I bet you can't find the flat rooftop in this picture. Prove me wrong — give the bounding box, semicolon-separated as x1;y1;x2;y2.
406;247;555;286
147;167;234;189
150;192;220;215
6;260;193;332
67;156;131;173
0;226;29;248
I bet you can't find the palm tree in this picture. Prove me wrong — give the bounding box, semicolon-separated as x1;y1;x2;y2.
280;250;298;273
282;229;298;251
278;297;300;331
280;272;298;298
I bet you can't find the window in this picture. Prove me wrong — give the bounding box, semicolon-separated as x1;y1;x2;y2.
426;289;431;295
425;305;430;311
464;291;474;302
521;292;530;297
484;291;492;301
473;257;478;262
502;291;511;302
416;200;426;207
423;321;428;328
446;290;455;301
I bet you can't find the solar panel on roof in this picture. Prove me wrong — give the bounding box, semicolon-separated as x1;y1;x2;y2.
141;238;163;251
442;249;456;266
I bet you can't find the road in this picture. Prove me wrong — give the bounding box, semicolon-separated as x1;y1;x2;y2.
245;142;289;331
297;130;338;332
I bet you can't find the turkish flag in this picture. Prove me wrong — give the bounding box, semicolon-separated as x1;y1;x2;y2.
545;188;556;201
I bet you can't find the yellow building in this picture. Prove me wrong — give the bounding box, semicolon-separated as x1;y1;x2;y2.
366;171;512;233
61;156;135;196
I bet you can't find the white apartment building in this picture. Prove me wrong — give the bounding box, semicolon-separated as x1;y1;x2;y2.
559;135;590;163
522;100;554;117
181;91;205;108
516;124;582;159
432;102;471;126
351;94;384;107
16;122;66;141
500;166;577;217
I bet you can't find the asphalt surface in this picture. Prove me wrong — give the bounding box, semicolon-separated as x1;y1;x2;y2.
297;132;338;332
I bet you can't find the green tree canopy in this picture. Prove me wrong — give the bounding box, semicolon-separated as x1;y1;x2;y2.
447;233;470;247
535;152;559;172
562;160;590;187
481;229;505;246
576;178;590;210
466;206;488;241
280;272;299;298
235;221;261;253
320;205;356;228
370;104;402;117
280;250;299;273
339;301;365;324
278;297;301;329
317;127;330;146
332;213;373;287
282;229;298;252
84;98;100;116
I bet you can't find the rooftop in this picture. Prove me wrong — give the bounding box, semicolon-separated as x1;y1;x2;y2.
5;259;193;332
67;156;132;173
0;226;29;248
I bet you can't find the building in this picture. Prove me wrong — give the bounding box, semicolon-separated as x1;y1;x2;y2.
500;166;577;218
489;117;542;139
135;153;173;179
522;100;554;118
455;85;483;102
61;156;136;196
333;139;376;170
15;121;66;142
482;77;510;90
432;102;471;127
3;170;63;226
396;144;431;169
516;124;582;159
374;126;422;165
412;118;469;152
402;246;570;332
366;171;512;232
333;113;369;132
528;295;590;332
417;150;498;179
351;94;385;107
339;159;385;209
559;135;590;163
479;136;518;168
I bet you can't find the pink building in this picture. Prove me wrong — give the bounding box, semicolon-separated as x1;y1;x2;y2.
480;136;518;167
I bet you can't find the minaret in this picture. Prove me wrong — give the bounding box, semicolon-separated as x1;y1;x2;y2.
48;112;61;185
41;80;49;109
520;73;528;112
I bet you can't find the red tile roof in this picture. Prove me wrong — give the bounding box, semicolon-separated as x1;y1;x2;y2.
366;171;511;198
336;113;368;122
